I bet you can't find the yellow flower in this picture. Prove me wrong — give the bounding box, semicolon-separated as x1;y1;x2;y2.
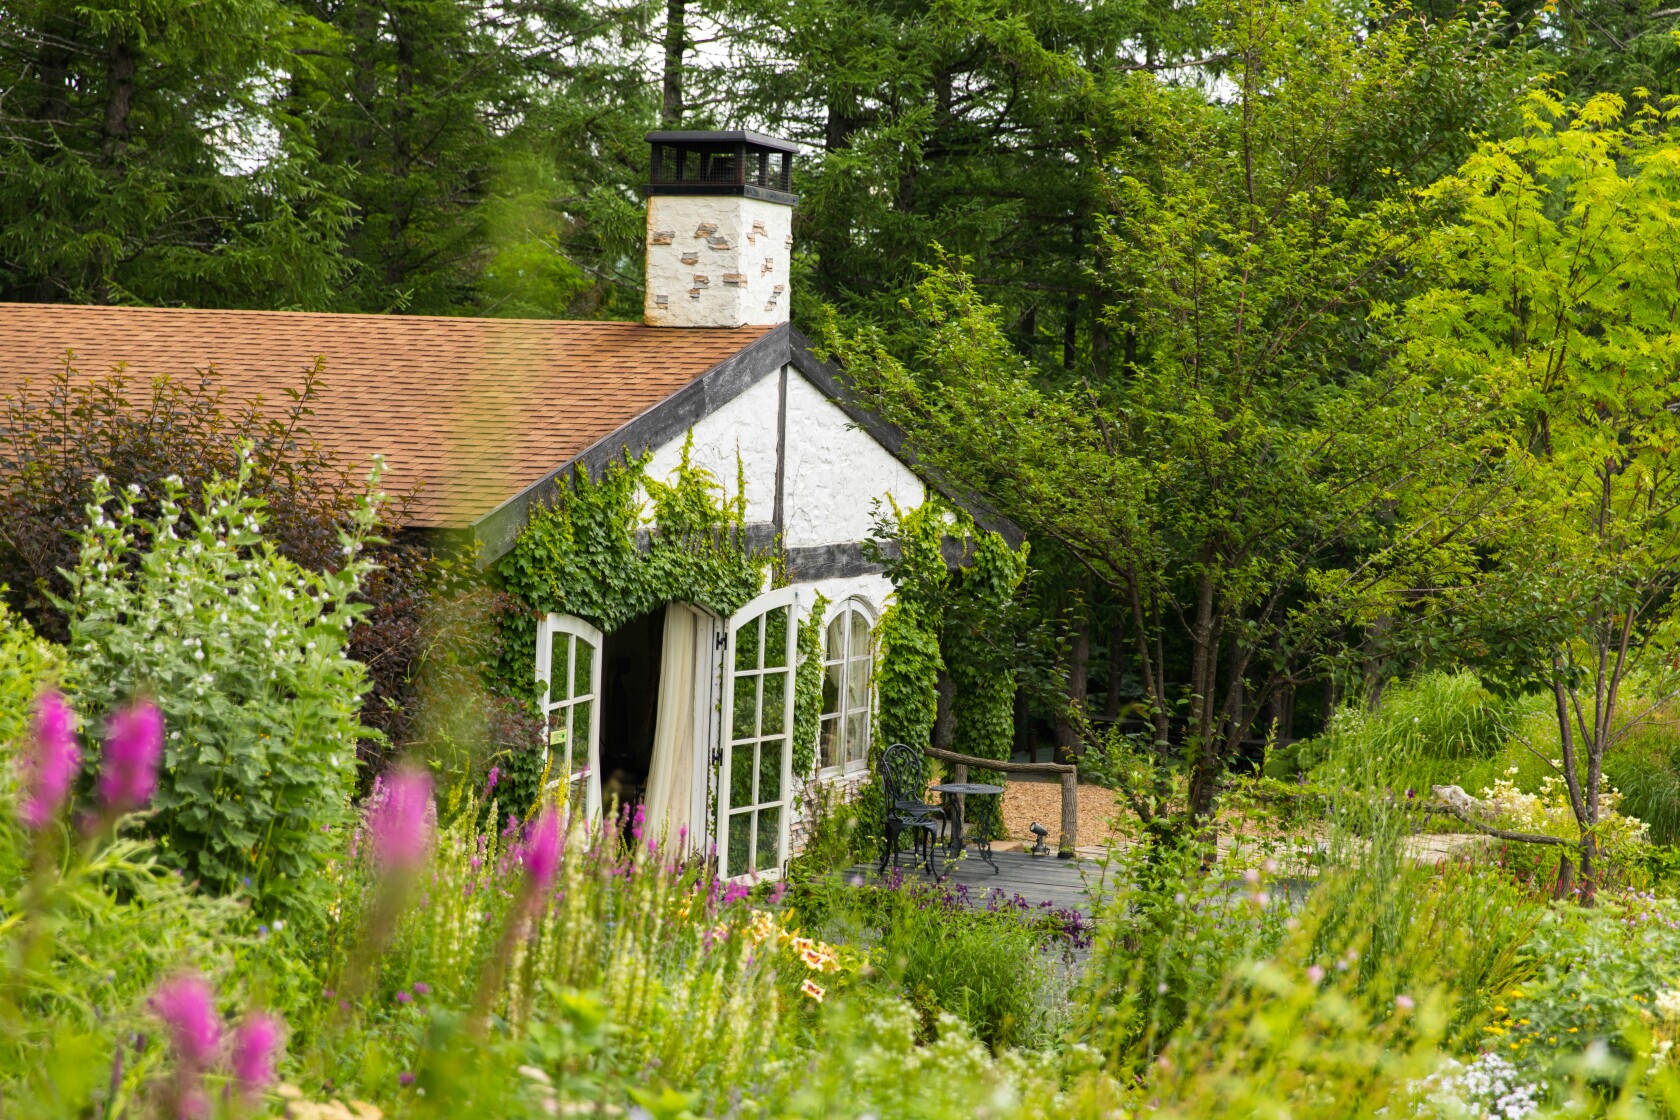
1568;1027;1579;1033
800;978;825;1002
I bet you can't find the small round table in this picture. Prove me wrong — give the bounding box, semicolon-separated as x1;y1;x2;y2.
928;781;1005;873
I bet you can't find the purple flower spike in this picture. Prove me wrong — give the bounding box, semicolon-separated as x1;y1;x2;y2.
99;701;163;814
370;767;433;872
483;765;500;798
525;809;561;892
230;1011;282;1092
19;692;80;831
151;973;221;1068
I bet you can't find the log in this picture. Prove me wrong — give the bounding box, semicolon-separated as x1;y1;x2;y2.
1059;770;1078;858
924;746;1075;775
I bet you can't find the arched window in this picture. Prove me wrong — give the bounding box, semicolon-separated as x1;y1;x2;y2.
819;603;874;775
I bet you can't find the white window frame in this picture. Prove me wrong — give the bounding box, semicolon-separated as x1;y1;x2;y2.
717;586;801;881
534;612;603;821
818;598;876;779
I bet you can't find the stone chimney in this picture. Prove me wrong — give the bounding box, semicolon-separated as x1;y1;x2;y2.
643;130;797;328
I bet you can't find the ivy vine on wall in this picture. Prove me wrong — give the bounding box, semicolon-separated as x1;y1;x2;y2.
865;498;1030;843
792;593;829;781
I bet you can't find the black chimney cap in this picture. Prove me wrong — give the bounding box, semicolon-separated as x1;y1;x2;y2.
645;130;798;205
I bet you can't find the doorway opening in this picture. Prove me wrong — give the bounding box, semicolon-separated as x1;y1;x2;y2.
600;604;666;817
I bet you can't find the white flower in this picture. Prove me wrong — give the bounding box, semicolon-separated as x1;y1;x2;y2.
1656;988;1680;1022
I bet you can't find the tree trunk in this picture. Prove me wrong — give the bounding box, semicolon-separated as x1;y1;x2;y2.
1185;573;1224;825
1054;616;1090;765
1103;612;1124;721
387;13;415;287
100;37;138;165
661;0;686;127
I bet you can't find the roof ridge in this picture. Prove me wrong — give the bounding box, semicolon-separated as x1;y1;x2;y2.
0;303;772;332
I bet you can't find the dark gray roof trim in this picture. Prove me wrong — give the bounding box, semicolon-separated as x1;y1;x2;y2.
472;322;1022;565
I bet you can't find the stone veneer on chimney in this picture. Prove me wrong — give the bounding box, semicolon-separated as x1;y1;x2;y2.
643;131;797;329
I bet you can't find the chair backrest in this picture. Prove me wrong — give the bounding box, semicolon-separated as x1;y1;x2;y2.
878;743;926;813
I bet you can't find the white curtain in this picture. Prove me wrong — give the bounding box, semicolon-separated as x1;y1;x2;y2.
643;603;699;850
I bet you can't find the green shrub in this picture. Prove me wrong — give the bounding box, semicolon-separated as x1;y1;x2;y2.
1503;892;1680;1079
822;877;1077;1051
1289;671;1523;790
0;599;57;750
63;467;376;918
1605;714;1680;846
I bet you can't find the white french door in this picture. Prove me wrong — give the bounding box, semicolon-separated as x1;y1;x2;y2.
535;613;604;820
717;587;799;879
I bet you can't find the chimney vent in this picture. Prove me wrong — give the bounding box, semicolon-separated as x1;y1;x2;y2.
643;131;798;328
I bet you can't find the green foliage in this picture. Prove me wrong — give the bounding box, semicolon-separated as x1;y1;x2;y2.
867;499;947;756
0;833;253;1114
1503;893;1680;1075
1289;672;1519;790
1607;718;1680;846
0;602;58;751
792;593;829;780
1078;841;1292;1067
64;468;376;917
810;878;1076;1051
0;0;355;307
827;0;1509;835
947;531;1030;809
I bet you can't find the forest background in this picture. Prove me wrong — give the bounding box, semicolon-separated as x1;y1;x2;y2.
10;0;1680;832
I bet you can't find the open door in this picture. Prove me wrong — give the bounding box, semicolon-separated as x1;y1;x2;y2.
536;613;604;820
717;587;799;879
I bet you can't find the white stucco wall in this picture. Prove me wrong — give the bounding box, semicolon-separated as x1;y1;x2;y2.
644;368;780;521
782;372;926;548
643;195;793;328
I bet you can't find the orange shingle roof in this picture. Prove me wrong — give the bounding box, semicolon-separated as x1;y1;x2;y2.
0;304;774;528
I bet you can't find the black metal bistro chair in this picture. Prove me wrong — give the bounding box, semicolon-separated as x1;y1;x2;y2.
877;743;946;875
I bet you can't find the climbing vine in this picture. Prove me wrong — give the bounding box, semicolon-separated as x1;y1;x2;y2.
865;498;1029;843
868;499;948;756
490;436;770;814
946;530;1031;827
792;592;829;780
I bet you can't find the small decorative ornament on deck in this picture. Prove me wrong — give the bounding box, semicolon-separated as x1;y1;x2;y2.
1028;820;1051;857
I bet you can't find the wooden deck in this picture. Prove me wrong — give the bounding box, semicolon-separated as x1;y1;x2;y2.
842;849;1117;916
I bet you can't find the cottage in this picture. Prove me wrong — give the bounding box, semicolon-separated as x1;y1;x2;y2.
0;130;997;881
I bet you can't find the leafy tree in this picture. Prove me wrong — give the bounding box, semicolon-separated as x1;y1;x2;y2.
827;0;1504;836
1402;91;1680;893
0;0;354;307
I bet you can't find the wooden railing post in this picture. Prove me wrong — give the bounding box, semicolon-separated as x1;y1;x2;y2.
1058;770;1077;858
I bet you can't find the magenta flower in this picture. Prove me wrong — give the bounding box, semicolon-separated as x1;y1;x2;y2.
369;767;433;872
230;1011;282;1092
483;765;499;798
524;808;561;892
150;973;221;1068
18;692;81;831
99;701;163;814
